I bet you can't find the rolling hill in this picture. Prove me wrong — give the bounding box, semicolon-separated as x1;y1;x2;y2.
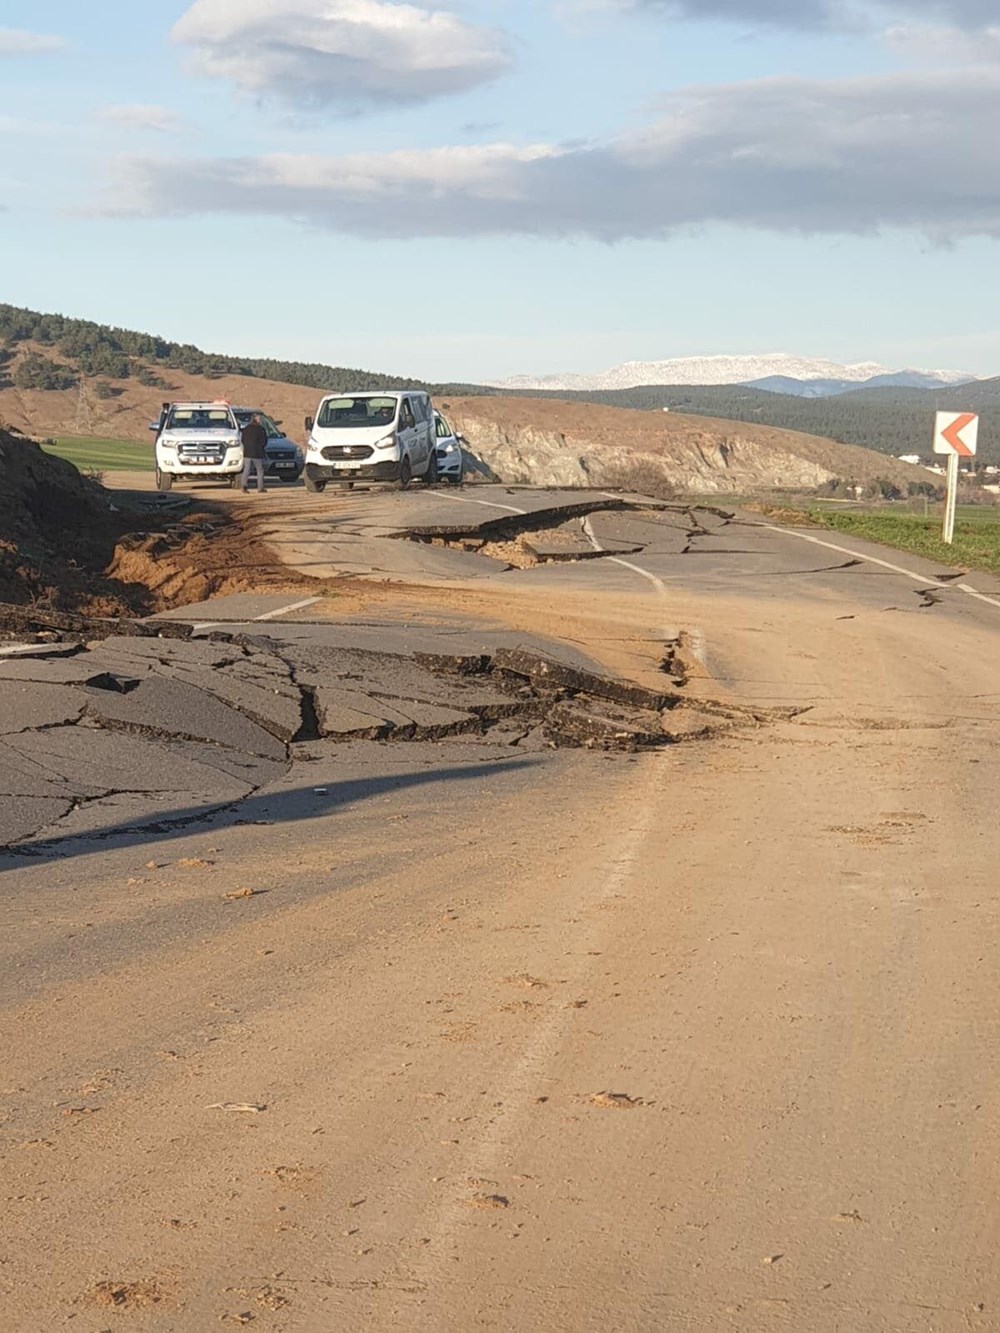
0;302;948;496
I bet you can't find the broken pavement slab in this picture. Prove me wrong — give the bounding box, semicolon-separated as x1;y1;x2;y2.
492;646;679;713
0;603;193;643
3;726;259;800
82;676;288;761
312;685;483;742
389;497;670;547
543;700;668;751
521;522;644;563
0;616;768;851
0;683;85;735
0;642;84;661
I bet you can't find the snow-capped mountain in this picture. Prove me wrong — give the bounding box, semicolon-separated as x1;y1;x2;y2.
489;355;977;394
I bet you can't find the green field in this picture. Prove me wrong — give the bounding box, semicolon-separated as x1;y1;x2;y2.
43;436;154;474
810;510;1000;574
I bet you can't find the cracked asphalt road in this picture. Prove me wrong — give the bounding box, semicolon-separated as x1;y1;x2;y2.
4;480;1000;1332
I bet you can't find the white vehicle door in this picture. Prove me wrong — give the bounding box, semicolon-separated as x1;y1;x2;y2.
416;398;434;466
398;397;418;463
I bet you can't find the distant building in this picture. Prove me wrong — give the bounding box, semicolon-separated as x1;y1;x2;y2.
897;454;922;465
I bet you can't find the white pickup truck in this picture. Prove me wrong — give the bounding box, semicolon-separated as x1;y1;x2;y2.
151;401;243;491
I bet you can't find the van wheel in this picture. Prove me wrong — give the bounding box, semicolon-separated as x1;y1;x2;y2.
399;458;412;491
155;468;173;492
304;474;326;494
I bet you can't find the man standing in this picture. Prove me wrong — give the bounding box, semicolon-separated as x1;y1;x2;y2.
241;412;268;493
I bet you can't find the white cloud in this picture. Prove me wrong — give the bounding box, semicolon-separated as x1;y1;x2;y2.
109;68;1000;241
0;27;67;57
97;105;187;134
171;0;513;112
608;1;1000;31
885;22;1000;60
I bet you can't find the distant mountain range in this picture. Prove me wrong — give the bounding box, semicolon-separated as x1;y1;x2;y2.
491;355;979;398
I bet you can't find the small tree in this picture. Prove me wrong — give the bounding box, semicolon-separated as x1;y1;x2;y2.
12;353;77;391
135;364;166;388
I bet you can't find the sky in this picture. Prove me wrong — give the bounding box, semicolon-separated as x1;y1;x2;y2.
1;0;999;382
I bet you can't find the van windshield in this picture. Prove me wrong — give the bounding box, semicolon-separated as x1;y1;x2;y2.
317;397;398;430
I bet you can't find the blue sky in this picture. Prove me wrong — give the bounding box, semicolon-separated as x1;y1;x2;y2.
1;0;998;381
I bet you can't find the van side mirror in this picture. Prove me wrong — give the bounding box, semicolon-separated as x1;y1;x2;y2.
304;416;314;432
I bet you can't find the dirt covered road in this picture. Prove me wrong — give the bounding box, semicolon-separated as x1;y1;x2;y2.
3;487;1000;1330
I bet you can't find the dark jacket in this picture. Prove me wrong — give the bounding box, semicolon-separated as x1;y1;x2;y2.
241;420;268;460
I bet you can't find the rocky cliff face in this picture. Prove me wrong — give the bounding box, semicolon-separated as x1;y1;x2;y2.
443;398;916;496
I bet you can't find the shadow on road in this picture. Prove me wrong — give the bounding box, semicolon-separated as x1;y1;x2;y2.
1;758;540;872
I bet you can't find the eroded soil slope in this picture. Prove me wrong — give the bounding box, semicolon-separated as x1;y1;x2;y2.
0;429;315;619
440;395;930;494
0;427;152;614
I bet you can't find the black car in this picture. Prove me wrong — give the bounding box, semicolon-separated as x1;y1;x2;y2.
233;409;304;482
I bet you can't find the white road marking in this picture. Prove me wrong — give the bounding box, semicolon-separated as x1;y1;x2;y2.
254;596;323;622
957;582;1000;610
433;490;527;516
762;524;1000;613
192;595;322;633
582;516;669;594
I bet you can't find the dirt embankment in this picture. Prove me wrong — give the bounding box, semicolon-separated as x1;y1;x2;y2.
0;427;149;614
0;427;316;619
439;396;931;495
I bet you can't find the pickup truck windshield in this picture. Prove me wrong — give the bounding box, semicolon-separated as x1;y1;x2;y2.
166;408;236;431
317;397;398;430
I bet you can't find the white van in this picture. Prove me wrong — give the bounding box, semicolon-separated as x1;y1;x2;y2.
303;391;436;493
151;401;243;491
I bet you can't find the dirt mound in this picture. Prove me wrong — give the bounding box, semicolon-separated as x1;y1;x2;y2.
108;510;317;608
0;426;156;615
0;426;317;620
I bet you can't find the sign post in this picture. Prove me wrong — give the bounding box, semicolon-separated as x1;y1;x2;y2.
933;412;979;545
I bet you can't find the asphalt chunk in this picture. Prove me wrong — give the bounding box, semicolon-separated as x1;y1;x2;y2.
82;677;287;761
0;683;85;735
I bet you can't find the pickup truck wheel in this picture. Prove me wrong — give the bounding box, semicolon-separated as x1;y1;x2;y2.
399;457;412;491
227;474;241;489
447;470;463;486
304;474;326;494
155;467;174;492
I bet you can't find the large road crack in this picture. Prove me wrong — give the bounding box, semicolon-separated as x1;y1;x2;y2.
0;621;798;852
